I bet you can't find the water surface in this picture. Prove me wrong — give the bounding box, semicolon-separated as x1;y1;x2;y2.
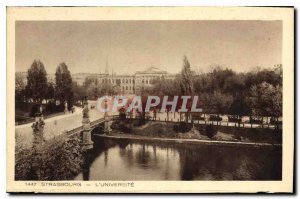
75;137;282;181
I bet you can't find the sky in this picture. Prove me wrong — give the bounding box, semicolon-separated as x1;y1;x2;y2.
16;20;282;74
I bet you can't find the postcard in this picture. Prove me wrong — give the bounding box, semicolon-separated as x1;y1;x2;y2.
7;7;294;193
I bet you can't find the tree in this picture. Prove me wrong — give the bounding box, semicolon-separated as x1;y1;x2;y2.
151;76;181;96
179;56;195;124
25;60;48;103
72;81;87;105
229;94;250;126
15;73;26;102
180;55;194;95
223;73;245;94
244;68;282;89
55;63;73;110
45;82;55;102
83;77;93;88
100;81;115;96
247;82;282;127
266;85;282;119
206;91;233;125
16;73;25;92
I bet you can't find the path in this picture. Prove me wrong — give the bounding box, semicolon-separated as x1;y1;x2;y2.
15;101;117;147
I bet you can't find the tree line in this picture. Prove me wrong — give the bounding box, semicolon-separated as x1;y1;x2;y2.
16;60;74;116
16;57;282;124
143;56;282;124
72;76;117;102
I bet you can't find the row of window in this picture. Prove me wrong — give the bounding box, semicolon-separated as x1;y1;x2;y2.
140;78;173;84
122;86;135;91
101;78;135;84
99;76;174;85
141;79;150;84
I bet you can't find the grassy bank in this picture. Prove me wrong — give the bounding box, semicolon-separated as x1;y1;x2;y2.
111;120;282;144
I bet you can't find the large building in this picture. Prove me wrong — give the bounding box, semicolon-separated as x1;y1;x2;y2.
78;66;176;94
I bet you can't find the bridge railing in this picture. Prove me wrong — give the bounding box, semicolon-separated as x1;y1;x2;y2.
66;115;119;137
90;118;105;127
66;126;83;137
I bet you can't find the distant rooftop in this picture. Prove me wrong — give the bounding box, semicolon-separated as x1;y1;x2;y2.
135;67;167;75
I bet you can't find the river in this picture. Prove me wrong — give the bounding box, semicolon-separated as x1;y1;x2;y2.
74;136;282;181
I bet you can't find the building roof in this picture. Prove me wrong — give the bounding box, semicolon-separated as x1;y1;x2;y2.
135;67;167;75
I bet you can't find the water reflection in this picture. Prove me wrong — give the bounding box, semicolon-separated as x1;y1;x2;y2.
75;137;281;181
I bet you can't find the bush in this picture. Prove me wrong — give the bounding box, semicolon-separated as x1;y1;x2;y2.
173;122;192;133
110;120;120;130
29;104;39;117
67;98;73;110
111;120;133;134
119;123;132;133
119;112;126;120
45;101;64;114
133;122;176;138
205;125;218;138
15;135;84;180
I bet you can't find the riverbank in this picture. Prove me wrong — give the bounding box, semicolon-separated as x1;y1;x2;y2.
109;120;282;145
95;132;281;147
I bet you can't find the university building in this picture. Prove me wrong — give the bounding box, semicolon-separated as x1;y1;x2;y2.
73;66;176;94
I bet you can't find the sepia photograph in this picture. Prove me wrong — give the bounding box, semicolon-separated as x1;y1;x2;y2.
6;7;294;193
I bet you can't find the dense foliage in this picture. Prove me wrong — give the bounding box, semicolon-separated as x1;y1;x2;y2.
15;60;75;121
16;57;282;122
72;76;117;101
15;135;83;180
147;57;282;121
55;63;74;109
24;60;48;103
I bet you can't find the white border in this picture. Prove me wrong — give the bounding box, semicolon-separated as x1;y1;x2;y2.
0;1;296;196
